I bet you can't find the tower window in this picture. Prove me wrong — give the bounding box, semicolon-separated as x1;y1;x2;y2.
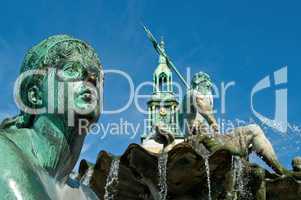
159;73;168;92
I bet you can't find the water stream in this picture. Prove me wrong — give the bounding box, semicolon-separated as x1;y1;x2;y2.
235;158;244;194
232;156;250;198
158;152;168;200
104;158;120;200
204;156;212;200
194;143;212;200
81;167;94;186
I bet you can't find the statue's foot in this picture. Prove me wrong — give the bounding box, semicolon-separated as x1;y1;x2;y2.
280;169;301;179
273;166;294;178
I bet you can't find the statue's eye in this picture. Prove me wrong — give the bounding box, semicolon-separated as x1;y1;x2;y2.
63;64;81;79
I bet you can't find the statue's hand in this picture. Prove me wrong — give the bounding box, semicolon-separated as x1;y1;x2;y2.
152;124;175;147
194;94;219;134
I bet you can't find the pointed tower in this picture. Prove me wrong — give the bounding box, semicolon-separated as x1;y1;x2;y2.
141;39;184;153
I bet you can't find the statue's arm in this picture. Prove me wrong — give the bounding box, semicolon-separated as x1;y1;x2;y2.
0;135;51;200
195;96;219;133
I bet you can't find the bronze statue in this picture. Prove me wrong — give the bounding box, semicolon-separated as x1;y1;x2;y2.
0;35;103;199
155;71;289;176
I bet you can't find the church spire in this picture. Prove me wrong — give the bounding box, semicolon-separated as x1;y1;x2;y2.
153;37;172;93
141;33;184;151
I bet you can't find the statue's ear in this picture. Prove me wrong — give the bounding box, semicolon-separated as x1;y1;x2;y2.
27;85;43;106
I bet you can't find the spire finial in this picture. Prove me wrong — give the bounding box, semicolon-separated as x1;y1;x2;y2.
143;25;190;89
160;36;165;50
158;36;166;64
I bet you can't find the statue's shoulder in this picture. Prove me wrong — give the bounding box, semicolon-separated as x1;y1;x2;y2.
0;128;30;154
0;128;34;162
0;131;33;176
0;127;33;141
0;130;51;199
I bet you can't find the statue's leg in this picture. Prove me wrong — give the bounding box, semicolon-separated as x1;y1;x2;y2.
198;124;287;175
196;133;245;157
239;124;287;175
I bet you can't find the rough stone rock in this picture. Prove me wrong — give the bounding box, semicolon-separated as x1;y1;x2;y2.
78;142;301;200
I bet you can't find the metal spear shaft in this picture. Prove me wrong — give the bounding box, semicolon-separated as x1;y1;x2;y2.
143;25;190;89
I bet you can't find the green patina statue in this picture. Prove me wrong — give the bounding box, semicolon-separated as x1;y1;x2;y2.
180;71;219;136
0;35;103;199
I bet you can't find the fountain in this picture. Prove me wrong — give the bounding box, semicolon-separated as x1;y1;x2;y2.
158;152;168;200
0;29;299;200
104;158;120;200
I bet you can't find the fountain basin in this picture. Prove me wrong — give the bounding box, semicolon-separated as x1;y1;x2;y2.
77;143;301;200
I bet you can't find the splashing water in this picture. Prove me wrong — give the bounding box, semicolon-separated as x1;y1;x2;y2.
234;158;244;193
232;156;250;198
81;167;94;186
204;156;212;200
104;158;120;200
231;156;236;186
158;152;168;200
193;140;212;200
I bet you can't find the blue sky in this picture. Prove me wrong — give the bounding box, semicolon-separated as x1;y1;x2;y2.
0;0;300;171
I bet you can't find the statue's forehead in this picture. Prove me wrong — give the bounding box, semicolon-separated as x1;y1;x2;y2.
196;73;210;80
59;51;102;73
192;74;211;85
